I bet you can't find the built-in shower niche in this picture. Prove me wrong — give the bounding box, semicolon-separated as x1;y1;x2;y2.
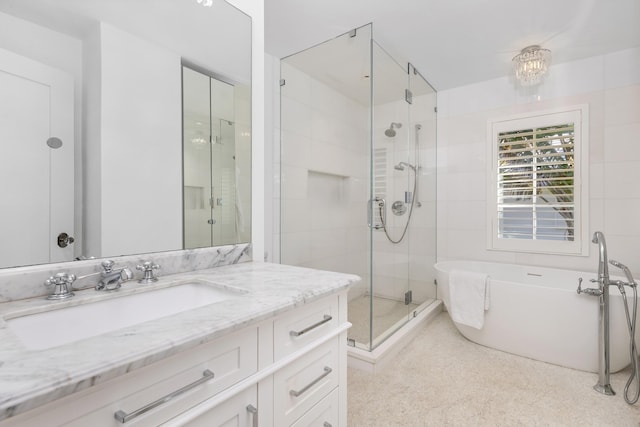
305;170;358;270
184;186;206;210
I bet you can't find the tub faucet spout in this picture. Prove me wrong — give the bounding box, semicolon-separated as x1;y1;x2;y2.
592;231;609;286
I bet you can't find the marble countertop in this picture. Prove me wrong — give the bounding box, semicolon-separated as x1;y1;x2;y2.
0;262;360;421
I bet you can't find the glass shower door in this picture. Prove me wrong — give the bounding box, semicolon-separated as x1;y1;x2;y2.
368;41;414;349
279;25;374;348
407;65;438;311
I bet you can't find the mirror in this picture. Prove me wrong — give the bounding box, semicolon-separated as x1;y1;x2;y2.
0;0;252;269
182;65;251;248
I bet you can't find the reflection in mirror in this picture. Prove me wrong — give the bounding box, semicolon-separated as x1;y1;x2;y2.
182;65;251;248
0;0;251;270
0;48;75;268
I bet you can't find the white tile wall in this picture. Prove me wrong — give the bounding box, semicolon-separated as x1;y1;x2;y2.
437;47;640;275
279;61;370;288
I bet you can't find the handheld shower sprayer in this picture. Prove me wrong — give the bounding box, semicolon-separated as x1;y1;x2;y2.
394;161;416;172
610;259;637;286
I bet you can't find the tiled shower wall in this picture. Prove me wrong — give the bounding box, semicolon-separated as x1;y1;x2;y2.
278;61;370;298
437;47;640;274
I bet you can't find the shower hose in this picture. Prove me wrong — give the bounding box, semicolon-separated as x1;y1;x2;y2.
619;282;640;404
379;168;418;244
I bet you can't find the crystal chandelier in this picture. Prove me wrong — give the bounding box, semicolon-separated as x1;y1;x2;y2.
512;45;551;86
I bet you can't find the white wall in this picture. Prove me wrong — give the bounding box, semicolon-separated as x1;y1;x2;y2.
264;53;280;263
0;11;85;257
437;47;640;274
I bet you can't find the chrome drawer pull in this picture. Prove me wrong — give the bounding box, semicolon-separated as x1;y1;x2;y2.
114;369;215;423
289;315;332;337
289;366;332;397
246;404;258;427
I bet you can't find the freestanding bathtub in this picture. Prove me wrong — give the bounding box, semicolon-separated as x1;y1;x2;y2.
435;260;639;373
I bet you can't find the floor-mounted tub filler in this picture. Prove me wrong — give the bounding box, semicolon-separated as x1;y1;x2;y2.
435;234;639;405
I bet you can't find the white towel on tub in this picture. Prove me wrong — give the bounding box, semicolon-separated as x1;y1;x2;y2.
449;269;490;329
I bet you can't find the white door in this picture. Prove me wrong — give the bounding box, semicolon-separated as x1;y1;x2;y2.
0;48;74;268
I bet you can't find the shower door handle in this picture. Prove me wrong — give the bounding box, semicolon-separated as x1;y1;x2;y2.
368;197;385;229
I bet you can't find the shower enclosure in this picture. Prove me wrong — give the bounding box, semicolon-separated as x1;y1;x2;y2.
279;24;437;351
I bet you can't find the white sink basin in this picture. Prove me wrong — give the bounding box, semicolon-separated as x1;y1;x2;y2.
7;281;242;350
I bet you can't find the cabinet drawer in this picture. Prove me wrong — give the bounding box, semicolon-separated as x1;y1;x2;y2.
71;327;257;426
274;296;339;361
162;384;258;427
11;327;258;427
274;337;339;427
290;387;339;427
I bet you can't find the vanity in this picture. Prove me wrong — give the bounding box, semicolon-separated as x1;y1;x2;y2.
0;260;358;426
0;1;345;424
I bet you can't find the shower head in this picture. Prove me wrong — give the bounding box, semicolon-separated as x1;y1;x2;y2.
394;161;416;172
384;122;402;137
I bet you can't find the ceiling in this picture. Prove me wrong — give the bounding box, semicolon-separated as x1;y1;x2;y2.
265;0;640;90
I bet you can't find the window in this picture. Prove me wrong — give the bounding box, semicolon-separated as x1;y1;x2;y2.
487;106;589;255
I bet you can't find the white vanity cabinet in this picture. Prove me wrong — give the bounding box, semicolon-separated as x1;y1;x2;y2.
0;290;349;427
0;326;259;427
271;296;343;427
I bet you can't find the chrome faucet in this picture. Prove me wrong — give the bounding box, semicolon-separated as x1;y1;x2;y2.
96;260;133;291
592;231;615;395
577;231;615;396
44;272;77;300
578;232;640;403
136;261;161;284
43;261;133;300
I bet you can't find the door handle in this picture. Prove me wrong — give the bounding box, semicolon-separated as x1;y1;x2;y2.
367;197;385;229
57;232;75;248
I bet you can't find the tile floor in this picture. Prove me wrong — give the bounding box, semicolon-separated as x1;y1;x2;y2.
347;312;640;426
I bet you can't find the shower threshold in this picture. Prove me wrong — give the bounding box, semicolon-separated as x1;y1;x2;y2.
347;298;442;373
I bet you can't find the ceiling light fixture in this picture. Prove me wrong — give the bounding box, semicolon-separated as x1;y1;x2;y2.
512;45;551;86
196;0;214;7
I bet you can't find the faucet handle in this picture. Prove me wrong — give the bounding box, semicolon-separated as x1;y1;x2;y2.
577;277;603;297
136;261;160;271
45;272;77;286
44;272;76;300
136;261;160;284
101;260;115;272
